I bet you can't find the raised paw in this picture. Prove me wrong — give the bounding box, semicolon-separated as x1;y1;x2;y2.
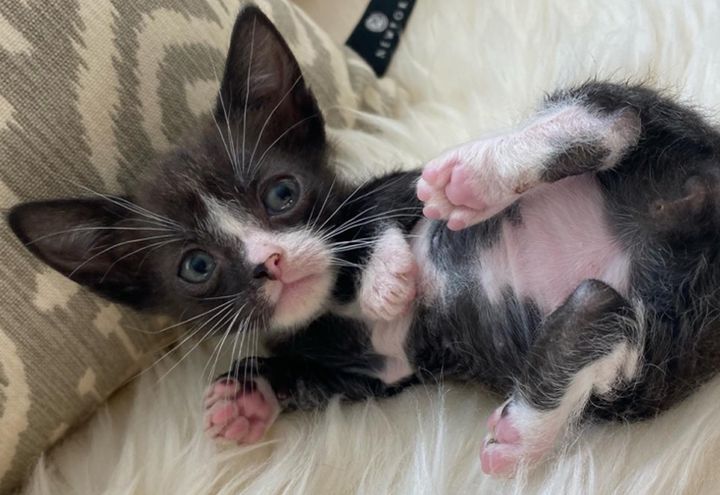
204;376;280;444
416;138;525;231
480;400;556;477
359;228;417;321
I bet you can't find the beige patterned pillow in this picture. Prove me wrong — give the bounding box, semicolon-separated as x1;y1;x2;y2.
0;0;400;491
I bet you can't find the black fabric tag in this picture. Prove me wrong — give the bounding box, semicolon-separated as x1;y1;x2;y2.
345;0;417;77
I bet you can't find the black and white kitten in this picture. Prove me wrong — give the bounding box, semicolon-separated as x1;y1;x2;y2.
10;7;720;477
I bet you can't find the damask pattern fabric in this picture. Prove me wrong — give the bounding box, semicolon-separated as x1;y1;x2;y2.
0;0;394;490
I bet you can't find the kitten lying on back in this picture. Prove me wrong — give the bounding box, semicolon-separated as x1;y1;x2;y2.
9;6;720;477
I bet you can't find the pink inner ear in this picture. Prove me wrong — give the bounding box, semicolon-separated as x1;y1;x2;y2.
224;7;303;107
217;7;324;152
247;31;290;99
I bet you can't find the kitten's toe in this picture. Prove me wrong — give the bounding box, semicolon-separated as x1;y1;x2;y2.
204;377;279;445
420;155;457;189
419;146;519;228
361;263;417;320
417;159;457;222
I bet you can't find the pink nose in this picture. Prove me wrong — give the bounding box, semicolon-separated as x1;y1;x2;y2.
252;253;283;281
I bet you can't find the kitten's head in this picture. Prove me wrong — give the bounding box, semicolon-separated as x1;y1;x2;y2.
8;7;353;332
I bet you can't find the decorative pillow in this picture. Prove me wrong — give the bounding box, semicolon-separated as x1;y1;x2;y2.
0;0;400;491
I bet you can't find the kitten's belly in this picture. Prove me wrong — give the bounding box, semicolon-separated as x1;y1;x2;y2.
372;174;630;385
417;174;631;314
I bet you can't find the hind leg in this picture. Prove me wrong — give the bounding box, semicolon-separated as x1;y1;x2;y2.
481;280;643;477
417;89;641;230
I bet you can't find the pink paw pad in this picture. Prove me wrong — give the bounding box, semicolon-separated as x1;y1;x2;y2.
444;164;489;211
204;378;279;445
480;401;548;477
417;145;522;229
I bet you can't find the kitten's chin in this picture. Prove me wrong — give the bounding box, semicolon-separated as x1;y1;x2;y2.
266;272;333;331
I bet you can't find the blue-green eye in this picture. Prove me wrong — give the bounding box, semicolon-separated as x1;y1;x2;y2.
179;250;216;283
263;178;300;215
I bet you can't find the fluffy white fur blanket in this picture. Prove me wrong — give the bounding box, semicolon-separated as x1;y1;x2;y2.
25;1;720;493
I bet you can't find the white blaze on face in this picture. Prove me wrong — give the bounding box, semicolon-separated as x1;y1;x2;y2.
205;196;335;330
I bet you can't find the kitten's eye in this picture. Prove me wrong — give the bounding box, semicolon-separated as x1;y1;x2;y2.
263;178;300;215
179;250;216;283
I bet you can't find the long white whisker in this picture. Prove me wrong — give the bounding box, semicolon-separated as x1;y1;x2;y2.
321;209;422;239
210;304;247;383
314;180;369;234
241;18;257;174
70;183;182;230
25;225;175;246
211;110;237;171
216;79;239;177
250;317;262;379
329;259;363;269
248;74;303;175
130;299;236;335
204;328;231;385
68;234;177;278
344;174;414;207
318;208;419;243
251;115;320;173
309;178;336;232
236;308;256;382
208;60;241;177
132;300;235;380
100;238;182;282
327;214;422;239
204;304;244;385
195;292;245;302
156;304;238;384
316;204;380;241
234;313;251;377
110;196;182;230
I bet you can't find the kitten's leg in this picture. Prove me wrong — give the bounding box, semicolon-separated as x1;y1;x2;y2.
480;280;643;477
358;226;417;321
334;171;422;321
205;356;411;444
417;83;644;230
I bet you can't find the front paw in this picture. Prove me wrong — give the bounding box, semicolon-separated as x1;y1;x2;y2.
359;228;417;321
204;376;280;444
416;138;525;230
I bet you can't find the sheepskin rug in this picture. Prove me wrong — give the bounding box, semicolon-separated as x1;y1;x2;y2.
24;1;720;494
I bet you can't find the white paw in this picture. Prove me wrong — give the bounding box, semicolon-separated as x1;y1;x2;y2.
204;376;280;444
416;105;641;231
416;135;526;231
359;228;417;321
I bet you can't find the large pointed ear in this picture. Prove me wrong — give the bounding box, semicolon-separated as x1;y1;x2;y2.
8;199;160;309
217;6;325;151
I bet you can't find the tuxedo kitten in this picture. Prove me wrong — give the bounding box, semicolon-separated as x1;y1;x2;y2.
10;6;720;479
8;6;420;331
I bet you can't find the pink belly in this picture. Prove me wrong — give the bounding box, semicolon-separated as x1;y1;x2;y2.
479;175;630;313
